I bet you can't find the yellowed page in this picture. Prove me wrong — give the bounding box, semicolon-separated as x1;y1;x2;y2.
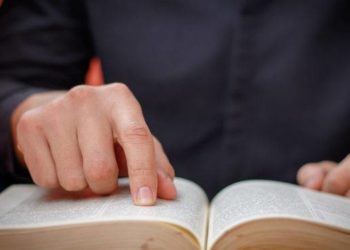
0;178;208;249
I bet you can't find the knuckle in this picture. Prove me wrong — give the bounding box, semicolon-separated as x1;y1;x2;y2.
109;82;130;94
108;83;134;100
67;85;95;103
86;160;116;182
121;125;152;144
130;168;155;178
17;111;40;133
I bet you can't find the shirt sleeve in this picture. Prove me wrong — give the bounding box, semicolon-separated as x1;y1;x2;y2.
0;0;93;183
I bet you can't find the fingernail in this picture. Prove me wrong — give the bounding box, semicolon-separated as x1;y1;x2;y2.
136;186;154;205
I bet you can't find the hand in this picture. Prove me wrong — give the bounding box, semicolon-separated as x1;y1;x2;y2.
12;83;176;205
297;155;350;197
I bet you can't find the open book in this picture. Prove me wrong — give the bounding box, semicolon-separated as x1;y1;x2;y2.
0;178;349;250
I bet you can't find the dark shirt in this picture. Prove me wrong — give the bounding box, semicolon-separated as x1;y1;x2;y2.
1;0;350;198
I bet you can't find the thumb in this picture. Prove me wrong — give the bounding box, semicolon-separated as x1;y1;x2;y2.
297;161;336;190
323;154;350;196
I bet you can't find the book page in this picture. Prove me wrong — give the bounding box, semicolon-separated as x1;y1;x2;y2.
207;180;350;249
0;178;208;249
297;187;350;229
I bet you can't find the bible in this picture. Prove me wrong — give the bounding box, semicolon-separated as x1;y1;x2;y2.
0;178;349;250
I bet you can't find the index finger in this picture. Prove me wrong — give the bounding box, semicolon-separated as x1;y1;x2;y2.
106;84;157;205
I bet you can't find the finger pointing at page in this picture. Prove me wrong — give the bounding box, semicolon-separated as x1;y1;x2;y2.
106;84;157;205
